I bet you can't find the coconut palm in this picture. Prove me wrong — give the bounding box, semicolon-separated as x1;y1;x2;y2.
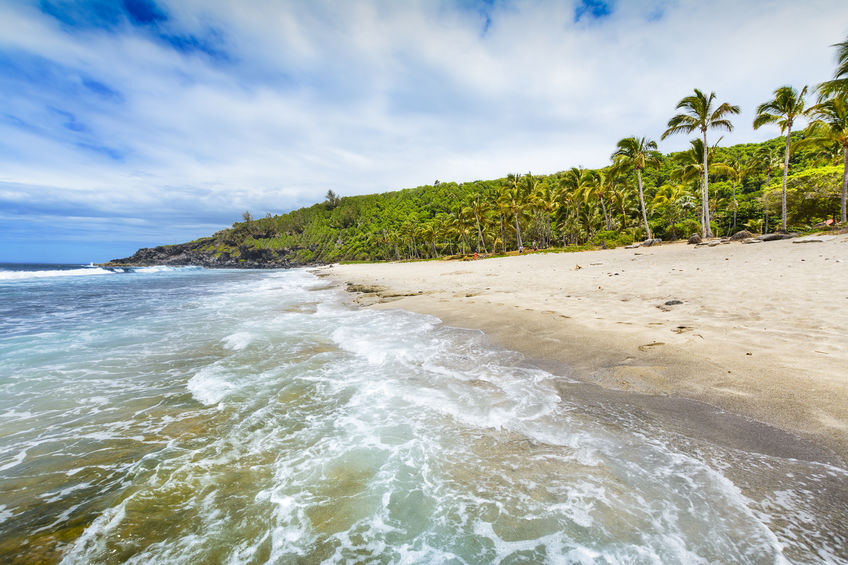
804;96;848;223
419;221;438;258
753;85;810;230
587;170;614;230
716;156;750;234
753;145;784;232
559;167;595;243
650;183;688;240
531;179;561;248
467;192;490;254
754;145;784;188
498;174;528;250
817;37;848;100
671;138;728;232
611;136;661;239
661;89;740;238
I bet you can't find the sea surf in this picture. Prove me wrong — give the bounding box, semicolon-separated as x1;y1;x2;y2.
0;264;845;563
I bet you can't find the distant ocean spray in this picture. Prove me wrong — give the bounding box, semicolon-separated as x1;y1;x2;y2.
0;263;845;563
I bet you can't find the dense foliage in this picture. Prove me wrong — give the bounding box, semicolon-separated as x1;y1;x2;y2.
117;36;848;267
180;130;843;266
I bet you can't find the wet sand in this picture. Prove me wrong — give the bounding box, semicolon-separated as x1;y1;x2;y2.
319;236;848;464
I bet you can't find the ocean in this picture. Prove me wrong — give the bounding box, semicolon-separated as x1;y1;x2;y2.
0;263;845;564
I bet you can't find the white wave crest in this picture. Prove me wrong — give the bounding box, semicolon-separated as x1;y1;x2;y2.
222;332;254;351
187;367;235;406
0;267;113;281
131;265;204;273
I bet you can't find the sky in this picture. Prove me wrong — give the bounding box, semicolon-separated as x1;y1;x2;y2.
1;0;847;263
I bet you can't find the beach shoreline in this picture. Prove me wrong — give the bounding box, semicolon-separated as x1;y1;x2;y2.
319;237;848;465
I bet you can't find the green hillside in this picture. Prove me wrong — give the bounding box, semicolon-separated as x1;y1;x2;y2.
110;131;841;267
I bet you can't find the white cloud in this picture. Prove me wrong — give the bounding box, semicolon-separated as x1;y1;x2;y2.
1;0;847;259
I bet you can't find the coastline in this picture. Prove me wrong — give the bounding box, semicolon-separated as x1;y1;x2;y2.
319;237;848;465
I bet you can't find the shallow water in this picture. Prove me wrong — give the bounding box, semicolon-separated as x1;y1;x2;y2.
0;266;845;563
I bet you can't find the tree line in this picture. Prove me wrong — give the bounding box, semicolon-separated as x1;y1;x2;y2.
206;36;848;265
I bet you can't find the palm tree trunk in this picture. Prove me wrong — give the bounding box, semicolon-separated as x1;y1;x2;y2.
731;180;738;233
497;213;505;253
600;199;611;230
575;201;581;244
781;126;792;231
514;213;523;249
474;214;488;254
636;169;652;239
702;130;713;238
841;146;847;224
763;170;771;232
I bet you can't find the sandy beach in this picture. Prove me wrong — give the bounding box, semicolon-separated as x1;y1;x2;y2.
321;235;848;464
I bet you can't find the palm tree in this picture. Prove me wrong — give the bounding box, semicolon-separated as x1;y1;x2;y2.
532;179;561;248
587;170;614;230
650;183;688;240
716;156;750;234
817;36;848;100
498;174;527;250
419;221;438;258
450;208;474;255
671;138;726;233
755;145;784;188
400;219;421;259
611;136;661;239
804;96;848;223
610;183;634;230
661;89;740;238
754;145;783;232
467;192;490;253
433;214;452;255
559;167;595;243
753;85;810;231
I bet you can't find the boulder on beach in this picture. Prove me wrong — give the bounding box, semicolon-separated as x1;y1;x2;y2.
759;233;796;241
688;234;701;245
729;230;754;241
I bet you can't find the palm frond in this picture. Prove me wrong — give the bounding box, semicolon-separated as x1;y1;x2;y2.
753;112;779;129
708;119;735;132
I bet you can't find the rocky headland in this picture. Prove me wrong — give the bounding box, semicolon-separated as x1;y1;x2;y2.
105;238;318;269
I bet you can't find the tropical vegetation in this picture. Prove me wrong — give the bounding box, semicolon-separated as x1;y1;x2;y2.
117;35;848;266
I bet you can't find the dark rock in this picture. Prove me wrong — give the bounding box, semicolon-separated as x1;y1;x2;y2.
642;238;662;247
664;300;683;306
105;238;308;269
759;233;796;242
688;234;702;245
729;230;754;241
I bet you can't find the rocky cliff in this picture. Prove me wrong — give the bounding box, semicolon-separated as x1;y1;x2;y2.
106;237;318;269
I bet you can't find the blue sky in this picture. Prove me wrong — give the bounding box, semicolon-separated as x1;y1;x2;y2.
1;0;846;263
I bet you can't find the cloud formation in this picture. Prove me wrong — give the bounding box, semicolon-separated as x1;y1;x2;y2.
1;0;846;262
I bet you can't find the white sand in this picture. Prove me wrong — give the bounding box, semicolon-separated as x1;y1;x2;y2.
322;236;848;462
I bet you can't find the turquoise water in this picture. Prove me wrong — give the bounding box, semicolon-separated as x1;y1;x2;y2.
0;265;845;563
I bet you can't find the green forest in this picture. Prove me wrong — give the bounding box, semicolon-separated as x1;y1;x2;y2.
116;37;848;267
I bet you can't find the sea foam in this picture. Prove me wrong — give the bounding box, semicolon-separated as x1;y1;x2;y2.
0;267;113;281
